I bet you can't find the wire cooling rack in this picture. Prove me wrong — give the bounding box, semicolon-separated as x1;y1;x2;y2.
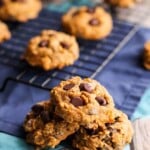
0;9;138;91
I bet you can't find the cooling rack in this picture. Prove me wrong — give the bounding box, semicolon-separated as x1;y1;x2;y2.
0;9;139;92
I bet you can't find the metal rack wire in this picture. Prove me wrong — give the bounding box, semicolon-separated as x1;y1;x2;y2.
0;9;138;91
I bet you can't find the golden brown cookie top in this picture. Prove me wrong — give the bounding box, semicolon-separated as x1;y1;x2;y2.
24;30;79;70
51;76;114;125
62;6;113;40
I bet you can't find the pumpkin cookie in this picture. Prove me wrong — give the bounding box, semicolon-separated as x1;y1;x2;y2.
51;76;114;126
105;0;139;8
24;30;79;71
62;6;113;40
0;0;42;22
0;21;11;43
72;108;133;150
24;100;79;149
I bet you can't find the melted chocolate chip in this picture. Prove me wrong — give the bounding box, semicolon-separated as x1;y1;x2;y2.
60;42;70;49
105;123;112;128
86;7;95;13
79;83;93;93
0;0;4;6
70;96;85;107
31;105;44;116
72;10;80;16
95;96;107;106
38;40;49;47
86;126;103;135
63;83;75;90
89;18;100;26
40;111;50;123
115;116;120;122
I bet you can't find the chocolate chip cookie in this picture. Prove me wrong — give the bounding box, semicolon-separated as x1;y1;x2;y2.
143;41;150;70
0;21;11;43
51;76;114;126
24;100;79;149
0;0;42;22
62;6;113;40
72;108;133;150
24;30;79;71
105;0;138;8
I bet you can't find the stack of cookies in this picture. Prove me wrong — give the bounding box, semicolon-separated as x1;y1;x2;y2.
24;76;133;150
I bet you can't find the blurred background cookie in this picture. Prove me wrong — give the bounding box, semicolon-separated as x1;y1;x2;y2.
24;30;79;71
143;41;150;70
0;21;11;43
62;6;113;40
0;0;42;22
104;0;142;8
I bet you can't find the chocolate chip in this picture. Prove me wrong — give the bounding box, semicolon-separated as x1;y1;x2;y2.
38;40;49;47
115;116;120;122
79;83;93;93
60;42;70;49
40;111;50;123
95;97;107;106
72;10;80;16
31;105;44;116
63;83;75;90
70;96;85;107
86;7;95;13
105;123;112;128
89;18;100;26
86;126;103;135
0;0;4;6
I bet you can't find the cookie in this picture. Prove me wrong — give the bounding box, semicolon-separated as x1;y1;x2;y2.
51;76;114;126
24;30;79;71
62;6;113;40
72;108;133;150
143;41;150;70
105;0;138;8
0;0;42;22
23;100;79;149
0;21;11;43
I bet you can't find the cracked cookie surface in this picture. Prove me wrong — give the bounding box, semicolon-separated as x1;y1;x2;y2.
24;30;79;71
62;6;113;40
72;108;133;150
51;76;114;126
23;100;79;149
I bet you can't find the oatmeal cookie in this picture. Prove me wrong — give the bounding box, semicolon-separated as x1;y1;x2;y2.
24;30;79;71
0;21;11;43
0;0;42;22
62;6;113;40
23;100;79;149
51;76;114;126
72;108;133;150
